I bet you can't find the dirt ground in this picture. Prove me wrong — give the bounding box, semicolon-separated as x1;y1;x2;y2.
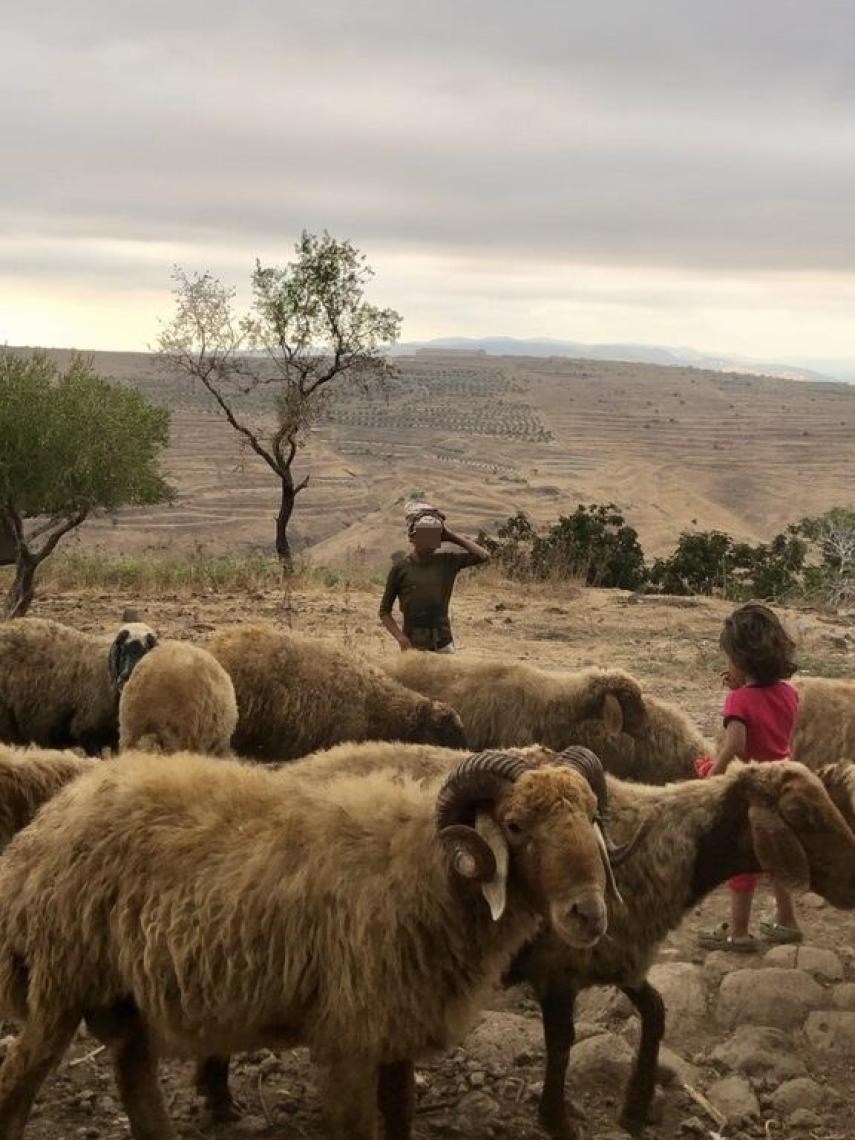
7;578;855;1140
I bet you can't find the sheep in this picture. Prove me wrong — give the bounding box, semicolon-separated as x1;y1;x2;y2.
118;640;237;756
0;743;98;850
206;623;467;760
0;743;631;1140
790;675;855;771
0;617;158;755
816;761;855;831
280;743;855;1139
386;653;708;782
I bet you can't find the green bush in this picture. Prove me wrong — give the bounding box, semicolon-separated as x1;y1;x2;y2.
480;504;646;590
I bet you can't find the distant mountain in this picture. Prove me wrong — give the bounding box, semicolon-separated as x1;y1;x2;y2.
390;336;847;384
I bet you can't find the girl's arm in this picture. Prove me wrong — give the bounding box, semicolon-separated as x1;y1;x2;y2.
710;719;747;775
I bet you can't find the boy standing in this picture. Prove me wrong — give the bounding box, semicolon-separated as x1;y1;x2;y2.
379;507;489;652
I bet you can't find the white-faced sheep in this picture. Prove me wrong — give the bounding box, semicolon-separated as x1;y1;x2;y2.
207;623;466;760
0;744;630;1140
386;653;709;783
0;743;97;850
118;640;237;756
285;742;855;1139
790;675;855;771
0;617;158;755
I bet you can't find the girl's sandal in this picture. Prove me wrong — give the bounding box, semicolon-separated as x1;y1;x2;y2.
697;922;758;953
759;919;803;944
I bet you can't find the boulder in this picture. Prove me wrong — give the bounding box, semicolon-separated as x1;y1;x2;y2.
577;986;633;1024
648;963;707;1024
706;1075;760;1122
710;1026;806;1081
568;1032;633;1085
788;1108;823;1130
716;968;825;1029
464;1011;544;1070
764;945;844;982
656;1045;701;1088
831;983;855;1012
769;1077;825;1115
703;950;757;985
803;1011;855;1055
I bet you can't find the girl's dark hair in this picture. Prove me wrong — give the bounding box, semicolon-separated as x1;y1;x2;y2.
720;602;797;684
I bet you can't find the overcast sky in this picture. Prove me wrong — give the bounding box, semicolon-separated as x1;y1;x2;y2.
2;1;854;363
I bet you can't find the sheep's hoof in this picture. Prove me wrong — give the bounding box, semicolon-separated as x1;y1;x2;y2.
538;1099;586;1140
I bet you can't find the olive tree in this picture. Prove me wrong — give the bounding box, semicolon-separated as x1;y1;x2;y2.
157;230;402;568
0;349;173;618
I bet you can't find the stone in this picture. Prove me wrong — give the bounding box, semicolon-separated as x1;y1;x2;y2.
803;1011;855;1054
710;1026;806;1080
788;1108;823;1129
764;945;798;968
568;1032;634;1085
648;962;707;1023
716;968;825;1029
577;986;634;1023
469;1071;487;1088
762;945;843;982
457;1090;500;1123
463;1011;543;1069
832;983;855;1011
703;950;757;984
769;1077;825;1115
656;1045;700;1088
706;1074;760;1122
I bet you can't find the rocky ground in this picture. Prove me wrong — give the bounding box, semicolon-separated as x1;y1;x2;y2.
5;579;854;1139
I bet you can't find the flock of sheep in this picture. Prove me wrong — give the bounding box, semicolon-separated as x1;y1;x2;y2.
0;611;853;1140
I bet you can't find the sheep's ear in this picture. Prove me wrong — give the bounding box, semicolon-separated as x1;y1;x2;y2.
144;632;158;652
475;812;509;922
748;801;810;893
107;630;129;688
602;693;624;738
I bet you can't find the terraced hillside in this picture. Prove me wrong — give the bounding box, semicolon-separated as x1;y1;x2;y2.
37;348;855;567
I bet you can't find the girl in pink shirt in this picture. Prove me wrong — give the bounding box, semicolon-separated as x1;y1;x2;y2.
698;603;801;953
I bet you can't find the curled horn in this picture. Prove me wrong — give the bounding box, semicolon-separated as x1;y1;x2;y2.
554;745;649;865
436;750;530;830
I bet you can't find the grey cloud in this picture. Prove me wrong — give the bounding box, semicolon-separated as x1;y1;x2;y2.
2;0;854;284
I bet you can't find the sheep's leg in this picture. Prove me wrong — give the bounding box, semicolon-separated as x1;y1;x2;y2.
377;1059;414;1140
618;981;665;1135
538;982;584;1140
0;1011;79;1140
318;1056;379;1140
194;1053;241;1122
111;1025;176;1140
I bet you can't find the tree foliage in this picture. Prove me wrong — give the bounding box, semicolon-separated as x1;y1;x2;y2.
158;230;402;566
0;349;173;617
480;504;646;590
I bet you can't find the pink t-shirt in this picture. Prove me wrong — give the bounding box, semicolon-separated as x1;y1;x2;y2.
722;681;799;761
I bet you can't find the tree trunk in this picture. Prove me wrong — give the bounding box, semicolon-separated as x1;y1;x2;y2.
276;476;296;571
5;553;37;619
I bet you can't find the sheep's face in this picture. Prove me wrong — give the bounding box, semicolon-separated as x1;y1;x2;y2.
745;762;855;909
816;764;855;835
419;700;467;749
107;623;159;691
493;767;608;948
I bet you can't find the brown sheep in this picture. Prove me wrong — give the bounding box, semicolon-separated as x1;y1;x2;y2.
0;745;626;1140
207;623;466;760
791;675;855;771
0;617;157;755
118;641;237;756
283;743;855;1139
386;652;708;782
0;743;97;849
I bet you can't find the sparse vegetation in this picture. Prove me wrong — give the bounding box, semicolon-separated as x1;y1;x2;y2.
0;349;173;618
158;230;402;568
